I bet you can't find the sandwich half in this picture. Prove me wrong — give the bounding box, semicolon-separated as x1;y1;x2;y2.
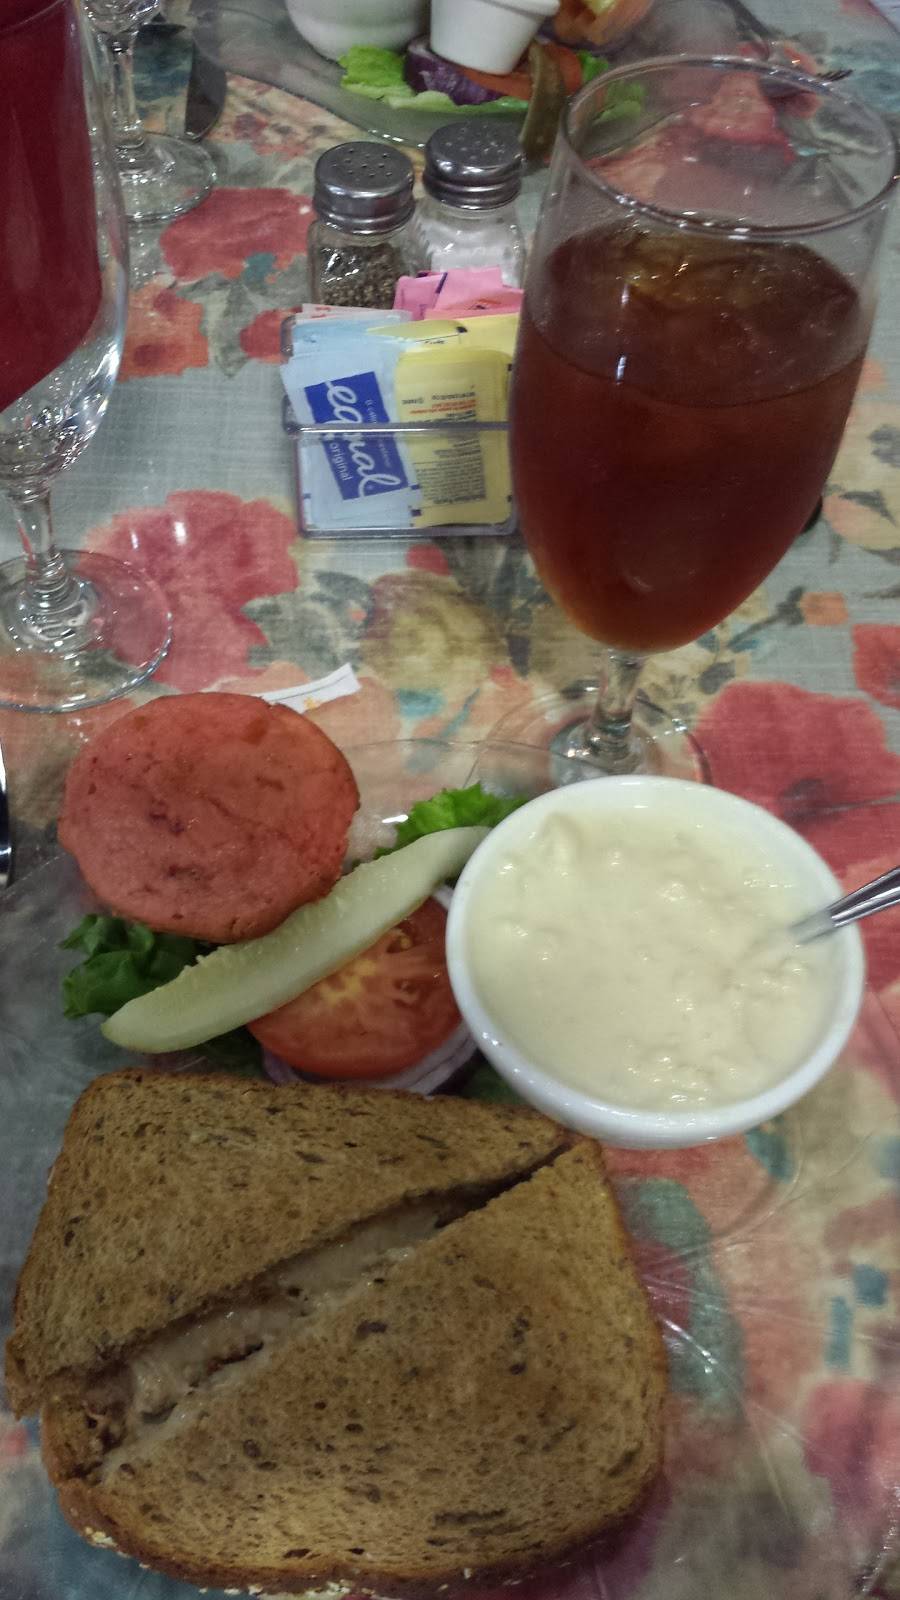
6;1070;666;1595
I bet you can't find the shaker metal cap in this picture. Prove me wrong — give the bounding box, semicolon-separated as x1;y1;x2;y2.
424;121;523;209
313;141;416;234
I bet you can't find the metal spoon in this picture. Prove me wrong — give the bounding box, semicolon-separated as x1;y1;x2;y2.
791;865;900;944
0;736;11;890
726;0;853;86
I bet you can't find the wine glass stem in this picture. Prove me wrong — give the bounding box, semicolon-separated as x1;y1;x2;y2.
585;649;646;773
103;29;147;166
12;491;91;642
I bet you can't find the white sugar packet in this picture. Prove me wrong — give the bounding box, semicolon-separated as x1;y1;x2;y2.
258;663;360;714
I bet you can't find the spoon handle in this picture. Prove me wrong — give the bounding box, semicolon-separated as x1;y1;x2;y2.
792;865;900;943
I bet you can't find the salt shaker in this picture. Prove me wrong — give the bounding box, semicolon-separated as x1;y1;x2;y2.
414;121;526;288
308;142;426;308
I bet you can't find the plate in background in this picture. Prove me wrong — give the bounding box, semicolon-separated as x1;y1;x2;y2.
185;0;706;149
190;0;518;148
1;737;899;1599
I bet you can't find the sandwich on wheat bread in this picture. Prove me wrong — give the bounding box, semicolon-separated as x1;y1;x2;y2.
6;1070;666;1595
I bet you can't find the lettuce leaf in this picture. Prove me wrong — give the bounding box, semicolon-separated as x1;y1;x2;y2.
575;52;644;121
339;44;413;101
578;51;610;84
339;45;526;114
62;916;200;1019
599;79;645;122
379;782;528;855
340;44;409;91
61;915;263;1074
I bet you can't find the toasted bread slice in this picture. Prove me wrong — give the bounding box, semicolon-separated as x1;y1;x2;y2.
6;1070;570;1416
43;1143;665;1594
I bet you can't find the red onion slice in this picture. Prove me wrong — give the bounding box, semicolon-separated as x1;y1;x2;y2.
261;1048;300;1086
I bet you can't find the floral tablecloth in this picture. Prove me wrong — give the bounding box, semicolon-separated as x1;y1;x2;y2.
3;1;900;1596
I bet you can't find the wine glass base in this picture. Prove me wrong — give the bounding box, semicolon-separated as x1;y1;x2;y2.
0;550;172;713
493;682;710;783
119;134;215;226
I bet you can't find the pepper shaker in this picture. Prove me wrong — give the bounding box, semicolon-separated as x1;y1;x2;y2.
414;121;526;288
308;141;426;308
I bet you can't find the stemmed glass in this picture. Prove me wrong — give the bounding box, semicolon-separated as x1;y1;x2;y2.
502;57;898;775
0;0;172;714
85;0;215;225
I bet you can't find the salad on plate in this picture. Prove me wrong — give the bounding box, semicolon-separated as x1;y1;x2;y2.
57;694;533;1095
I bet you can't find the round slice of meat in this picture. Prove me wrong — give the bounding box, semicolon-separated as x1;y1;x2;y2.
59;693;360;944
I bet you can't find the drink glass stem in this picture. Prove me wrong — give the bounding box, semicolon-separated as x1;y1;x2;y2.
585;649;646;773
11;491;92;645
103;29;147;167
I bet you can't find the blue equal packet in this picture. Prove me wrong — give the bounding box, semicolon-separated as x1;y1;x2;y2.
281;315;418;531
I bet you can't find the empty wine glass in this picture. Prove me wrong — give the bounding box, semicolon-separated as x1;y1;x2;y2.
501;57;898;776
86;0;215;225
0;0;172;714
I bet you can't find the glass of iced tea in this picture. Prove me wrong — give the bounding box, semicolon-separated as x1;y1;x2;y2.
504;56;897;774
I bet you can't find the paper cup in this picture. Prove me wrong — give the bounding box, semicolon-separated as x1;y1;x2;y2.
285;0;429;61
431;0;560;76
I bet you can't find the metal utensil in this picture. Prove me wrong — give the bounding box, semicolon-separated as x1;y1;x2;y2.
143;12;181;37
144;17;227;141
184;43;227;141
0;737;11;890
791;865;900;943
724;0;852;88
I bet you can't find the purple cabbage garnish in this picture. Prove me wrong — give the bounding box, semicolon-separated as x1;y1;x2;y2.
404;37;504;104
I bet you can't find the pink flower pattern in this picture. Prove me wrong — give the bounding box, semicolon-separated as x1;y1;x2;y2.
89;491;299;691
161;186;313;283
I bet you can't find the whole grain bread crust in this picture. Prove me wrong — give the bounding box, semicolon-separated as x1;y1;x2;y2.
7;1071;571;1417
36;1137;667;1597
46;1458;663;1599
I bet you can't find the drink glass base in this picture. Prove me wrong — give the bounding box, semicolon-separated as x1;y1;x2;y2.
0;549;172;713
119;133;214;225
492;682;709;783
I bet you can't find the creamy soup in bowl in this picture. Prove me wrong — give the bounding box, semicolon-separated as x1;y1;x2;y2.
445;777;865;1148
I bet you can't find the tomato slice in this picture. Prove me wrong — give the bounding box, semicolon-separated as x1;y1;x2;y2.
553;0;652;48
463;42;584;100
462;63;532;100
247;898;461;1081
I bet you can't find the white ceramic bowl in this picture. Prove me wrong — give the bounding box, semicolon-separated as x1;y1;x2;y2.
431;0;560;76
285;0;428;61
446;776;866;1149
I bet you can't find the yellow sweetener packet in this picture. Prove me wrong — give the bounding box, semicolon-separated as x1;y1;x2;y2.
371;320;464;345
393;344;511;528
372;315;518;360
449;314;519;360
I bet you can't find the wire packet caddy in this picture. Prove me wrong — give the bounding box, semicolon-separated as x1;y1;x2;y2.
279;309;518;541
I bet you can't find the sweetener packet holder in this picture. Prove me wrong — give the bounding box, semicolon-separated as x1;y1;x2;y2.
281;401;516;541
280;313;518;541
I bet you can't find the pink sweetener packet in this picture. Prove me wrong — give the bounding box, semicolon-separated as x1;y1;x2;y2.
394;269;524;321
393;273;444;317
